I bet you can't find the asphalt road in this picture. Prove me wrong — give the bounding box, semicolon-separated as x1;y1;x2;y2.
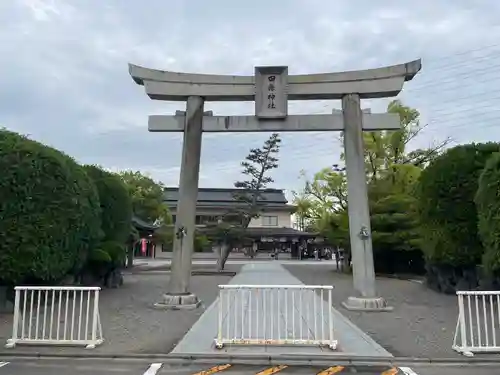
0;359;498;375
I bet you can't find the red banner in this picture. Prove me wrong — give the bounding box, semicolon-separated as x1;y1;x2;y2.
141;239;147;255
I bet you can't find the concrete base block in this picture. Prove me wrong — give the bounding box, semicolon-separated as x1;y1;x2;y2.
342;296;393;312
154;292;201;310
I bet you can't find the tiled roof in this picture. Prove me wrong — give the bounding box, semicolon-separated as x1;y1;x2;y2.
193;225;319;238
244;227;319;237
164;187;289;207
132;215;159;231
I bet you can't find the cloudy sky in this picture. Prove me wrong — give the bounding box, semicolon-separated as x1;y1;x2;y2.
2;0;500;199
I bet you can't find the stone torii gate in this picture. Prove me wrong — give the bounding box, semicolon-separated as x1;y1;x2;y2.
129;60;421;311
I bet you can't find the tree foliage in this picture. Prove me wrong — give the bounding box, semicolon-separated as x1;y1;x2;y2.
369;164;422;201
232;133;282;227
83;165;132;244
215;133;281;270
345;100;450;182
315;209;350;249
84;240;126;282
301;168;347;214
475;152;500;275
416;143;500;267
370;193;424;274
371;194;420;251
296;100;442;274
118;171;170;224
154;225;210;252
0;130;102;285
291;189;315;231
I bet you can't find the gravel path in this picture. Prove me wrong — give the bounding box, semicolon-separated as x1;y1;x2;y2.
3;263;499;360
285;265;466;358
0;272;233;354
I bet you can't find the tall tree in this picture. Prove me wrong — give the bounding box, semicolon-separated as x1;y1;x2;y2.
339;100;451;183
118;170;170;224
83;165;133;244
213;133;281;270
118;170;171;267
304;100;448;217
300;167;347;215
297;101;444;273
291;189;314;231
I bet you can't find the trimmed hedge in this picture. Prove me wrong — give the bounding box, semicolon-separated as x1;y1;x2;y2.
475;152;500;276
101;241;126;267
0;130;102;285
417;142;500;267
83;165;132;244
86;242;124;277
371;194;424;275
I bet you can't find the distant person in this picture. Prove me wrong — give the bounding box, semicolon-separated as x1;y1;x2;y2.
325;248;332;260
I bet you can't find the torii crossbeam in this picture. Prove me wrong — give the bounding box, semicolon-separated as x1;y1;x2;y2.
129;59;422;311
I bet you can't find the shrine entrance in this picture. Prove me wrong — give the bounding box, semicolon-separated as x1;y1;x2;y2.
129;60;422;311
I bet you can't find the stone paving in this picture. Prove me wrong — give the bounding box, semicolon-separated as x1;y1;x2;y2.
172;263;391;357
285;265;478;358
133;258;338;271
2;262;499;360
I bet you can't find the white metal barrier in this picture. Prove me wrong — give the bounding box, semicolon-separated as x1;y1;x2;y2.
5;286;104;349
452;290;500;356
215;285;337;350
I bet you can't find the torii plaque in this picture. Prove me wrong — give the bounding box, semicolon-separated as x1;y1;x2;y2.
254;66;288;119
129;59;422;311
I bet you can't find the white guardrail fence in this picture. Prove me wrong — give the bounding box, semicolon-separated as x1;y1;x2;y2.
453;290;500;356
5;286;103;349
215;285;337;350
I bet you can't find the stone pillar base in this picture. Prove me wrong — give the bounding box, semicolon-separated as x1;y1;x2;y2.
342;296;393;312
153;293;201;310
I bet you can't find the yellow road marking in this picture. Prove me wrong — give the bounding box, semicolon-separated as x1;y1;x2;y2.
381;367;399;375
256;365;288;375
191;364;232;375
317;365;345;375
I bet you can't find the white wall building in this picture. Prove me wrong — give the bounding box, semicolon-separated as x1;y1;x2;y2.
152;187;323;259
164;187;295;229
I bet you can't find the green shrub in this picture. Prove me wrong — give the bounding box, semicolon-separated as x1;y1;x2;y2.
100;241;126;268
88;248;112;263
0;129;102;285
371;193;424;274
86;248;112;278
371;194;421;252
475;152;500;275
83;165;132;244
194;234;211;252
318;210;350;250
416;142;500;267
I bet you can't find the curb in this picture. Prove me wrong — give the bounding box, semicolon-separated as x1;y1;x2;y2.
1;352;500;366
377;274;425;283
127;268;237;276
192;271;237;276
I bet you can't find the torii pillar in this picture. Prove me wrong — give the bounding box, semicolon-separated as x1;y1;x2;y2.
129;60;422;311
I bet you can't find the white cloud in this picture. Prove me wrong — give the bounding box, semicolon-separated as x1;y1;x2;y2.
1;0;500;194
